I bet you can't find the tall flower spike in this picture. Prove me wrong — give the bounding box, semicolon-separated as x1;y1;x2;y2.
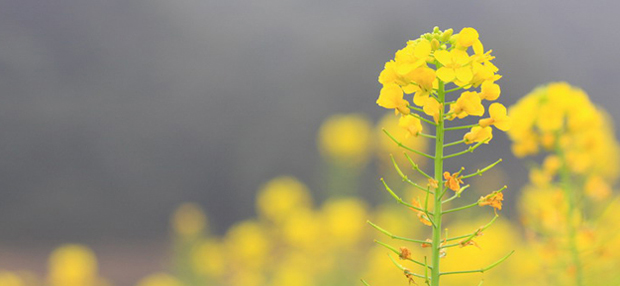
371;27;510;286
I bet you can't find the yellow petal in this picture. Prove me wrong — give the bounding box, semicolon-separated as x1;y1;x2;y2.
489;103;507;119
434;50;452;66
414;40;432;59
455;67;473;83
481;81;501;100
436;67;455;82
457;27;479;47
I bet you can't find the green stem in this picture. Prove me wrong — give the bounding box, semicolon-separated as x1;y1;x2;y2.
430;79;445;286
383;129;435;159
367;221;429;245
439;250;514;276
444;123;479;131
557;140;583;286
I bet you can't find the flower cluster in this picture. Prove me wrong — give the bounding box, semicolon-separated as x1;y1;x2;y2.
508;82;619;195
508;82;620;285
376;27;509;143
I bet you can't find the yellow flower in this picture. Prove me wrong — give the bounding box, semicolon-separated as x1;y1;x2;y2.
376;112;428;164
376;83;410;115
450;91;485;119
317;113;372;164
479;103;511;131
394;39;432;75
408;67;437;106
434;49;473;83
464;126;493;144
479;81;501;101
456;27;479;48
422;97;442;123
398;115;423;138
584;175;612;201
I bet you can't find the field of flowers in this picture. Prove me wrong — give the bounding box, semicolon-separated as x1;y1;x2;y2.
1;27;620;286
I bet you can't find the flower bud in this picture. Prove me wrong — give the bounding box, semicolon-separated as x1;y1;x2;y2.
431;39;440;51
441;28;453;42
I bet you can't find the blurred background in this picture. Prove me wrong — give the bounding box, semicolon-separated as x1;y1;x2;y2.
1;0;620;285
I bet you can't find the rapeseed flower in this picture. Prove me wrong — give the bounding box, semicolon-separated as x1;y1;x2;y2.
479;103;511;131
398;115;423;137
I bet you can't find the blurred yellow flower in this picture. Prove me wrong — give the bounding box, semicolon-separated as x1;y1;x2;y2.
256;176;312;224
48;244;99;286
0;271;24;286
322;198;367;247
192;239;225;278
318;113;373;165
171;202;207;238
135;273;182;286
225;220;271;270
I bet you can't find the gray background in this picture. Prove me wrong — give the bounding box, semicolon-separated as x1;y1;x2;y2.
0;0;619;282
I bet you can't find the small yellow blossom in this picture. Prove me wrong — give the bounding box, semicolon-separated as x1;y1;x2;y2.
479;103;511;131
422;97;442;123
456;27;479;48
398;115;423;138
464;126;493;144
479;81;501;101
394;39;432;75
443;171;464;192
409;67;437;106
377;83;410;115
450;91;484;119
434;49;473;83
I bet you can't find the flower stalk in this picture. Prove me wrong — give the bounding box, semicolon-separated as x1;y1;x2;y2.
368;27;512;285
